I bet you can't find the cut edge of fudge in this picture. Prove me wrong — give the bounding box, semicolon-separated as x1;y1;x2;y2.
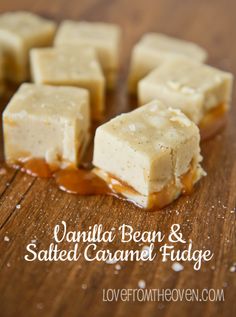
3;83;90;170
92;100;205;209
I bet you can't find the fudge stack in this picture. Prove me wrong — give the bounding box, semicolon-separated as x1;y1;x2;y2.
1;11;234;209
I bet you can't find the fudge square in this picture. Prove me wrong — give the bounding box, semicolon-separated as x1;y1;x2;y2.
93;100;205;209
54;20;122;89
3;84;90;169
128;33;207;93
138;58;233;138
30;46;105;120
0;11;56;83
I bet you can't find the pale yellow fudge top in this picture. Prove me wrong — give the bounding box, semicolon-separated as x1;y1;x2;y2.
0;11;56;42
54;20;121;68
30;46;104;83
3;83;89;122
138;33;207;62
97;101;198;155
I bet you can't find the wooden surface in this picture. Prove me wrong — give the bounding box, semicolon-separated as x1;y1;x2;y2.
0;1;236;316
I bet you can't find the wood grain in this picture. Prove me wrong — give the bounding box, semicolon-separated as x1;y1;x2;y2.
0;1;236;317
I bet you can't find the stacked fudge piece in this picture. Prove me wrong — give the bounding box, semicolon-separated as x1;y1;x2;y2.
1;12;122;173
138;58;233;139
54;21;122;89
128;33;207;94
30;46;105;120
127;33;233;140
0;12;122;118
1;12;234;209
92;34;233;208
30;20;122;119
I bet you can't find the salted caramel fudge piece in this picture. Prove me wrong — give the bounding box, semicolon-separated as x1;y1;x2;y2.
138;59;233;138
3;84;90;169
30;46;105;120
128;33;207;93
93;100;205;209
54;20;121;89
0;11;56;83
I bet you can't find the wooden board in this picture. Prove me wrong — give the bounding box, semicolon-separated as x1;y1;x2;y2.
0;1;236;316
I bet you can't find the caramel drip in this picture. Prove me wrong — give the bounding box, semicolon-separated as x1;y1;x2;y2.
180;165;196;194
15;158;53;178
148;181;178;209
10;158;197;210
94;164;197;209
199;103;227;140
54;169;112;195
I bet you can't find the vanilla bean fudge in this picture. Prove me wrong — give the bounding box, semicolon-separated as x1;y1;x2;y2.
138;59;233;139
30;46;105;120
0;11;56;83
128;33;207;93
54;20;122;89
93;100;205;209
3;84;90;170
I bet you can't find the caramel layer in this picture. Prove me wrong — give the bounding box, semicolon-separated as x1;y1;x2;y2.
94;163;198;209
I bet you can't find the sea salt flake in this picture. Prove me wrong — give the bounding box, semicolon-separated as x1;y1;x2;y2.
229;265;236;273
115;264;121;271
149;103;158;112
167;80;181;90
81;283;87;290
172;262;184;272
128;124;136;132
181;86;195;94
170;115;191;127
138;280;146;289
4;236;10;242
16;204;21;209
